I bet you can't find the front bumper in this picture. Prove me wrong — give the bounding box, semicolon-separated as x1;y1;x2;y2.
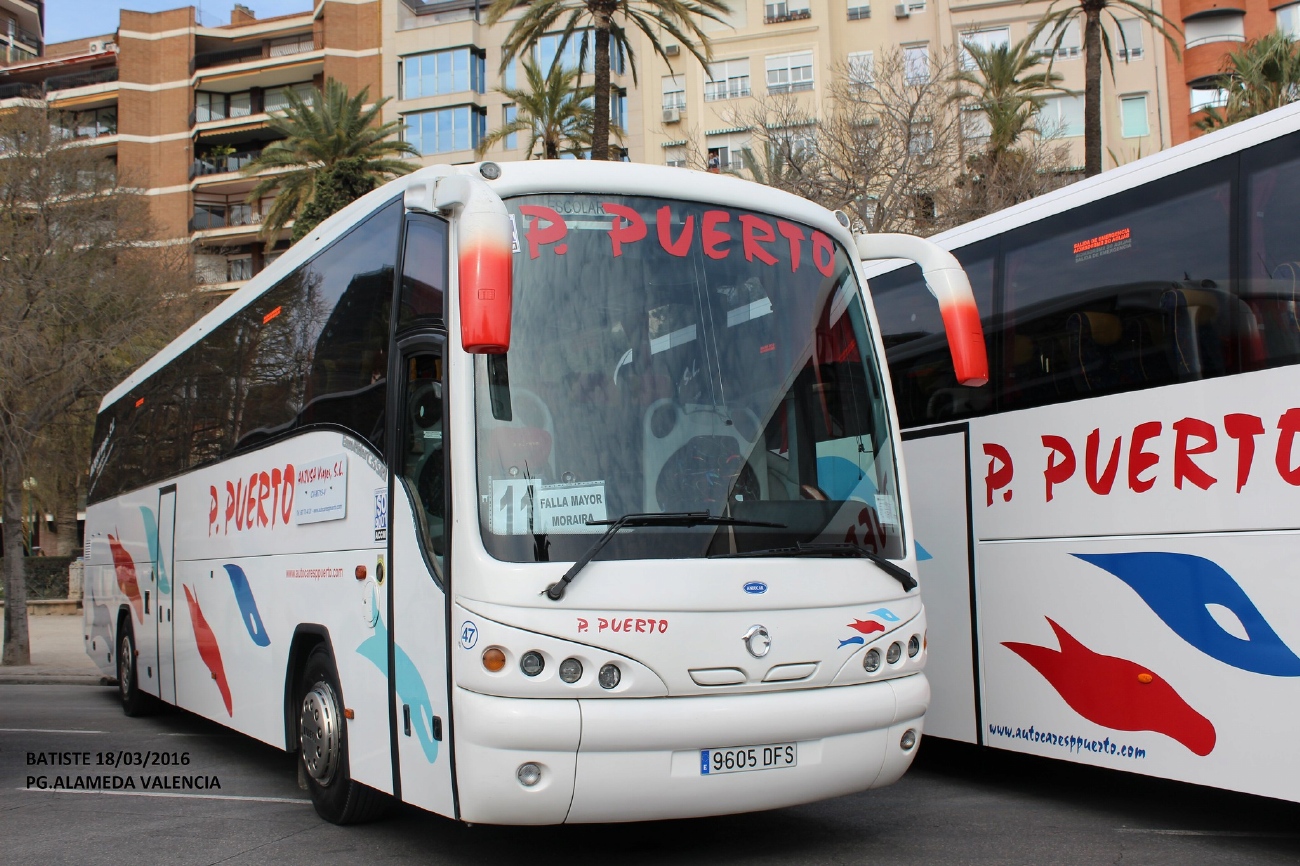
453;673;928;824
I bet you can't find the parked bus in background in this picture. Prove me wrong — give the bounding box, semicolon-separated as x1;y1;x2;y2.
867;101;1300;802
83;161;986;824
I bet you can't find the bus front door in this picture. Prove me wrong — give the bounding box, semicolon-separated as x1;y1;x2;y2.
388;341;455;817
154;485;177;704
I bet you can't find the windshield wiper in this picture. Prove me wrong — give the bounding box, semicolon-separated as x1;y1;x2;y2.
543;511;786;601
711;542;917;592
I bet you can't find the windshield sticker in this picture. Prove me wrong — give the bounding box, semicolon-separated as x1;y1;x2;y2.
516;202;837;277
727;298;773;328
491;479;608;534
874;495;899;526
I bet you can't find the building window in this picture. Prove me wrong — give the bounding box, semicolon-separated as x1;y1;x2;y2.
1033;20;1081;59
904;45;930;84
1117;19;1143;60
907;0;926;11
848;51;874;87
402;47;486;99
1121;94;1149;137
765;0;811;23
961;106;991;144
610;88;627;130
503;58;516;91
908;123;934;156
706;133;751;171
1280;2;1300;39
847;4;871;20
536;31;625;76
228;256;253;282
196;91;252;122
665;146;688;168
503;104;518;150
766;51;814;94
1189;86;1228;112
264;82;315;113
663;74;686;110
1042;94;1084;137
403;106;485;155
1184;13;1245;49
705;59;751;101
56;106;117;139
960;27;1009;69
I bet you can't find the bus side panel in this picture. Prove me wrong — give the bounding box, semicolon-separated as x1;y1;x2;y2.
83;493;161;692
978;533;1300;801
903;430;979;743
128;430;394;794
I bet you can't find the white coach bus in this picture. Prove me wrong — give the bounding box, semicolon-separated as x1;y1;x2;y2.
83;160;985;824
869;102;1300;802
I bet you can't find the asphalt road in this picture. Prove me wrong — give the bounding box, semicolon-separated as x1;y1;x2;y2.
3;683;1298;865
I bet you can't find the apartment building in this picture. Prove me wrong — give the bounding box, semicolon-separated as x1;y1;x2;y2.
380;0;642;165
0;0;42;65
0;3;381;296
1166;0;1287;143
636;0;1173;172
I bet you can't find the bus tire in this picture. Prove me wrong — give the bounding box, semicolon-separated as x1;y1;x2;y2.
297;646;388;824
117;621;152;717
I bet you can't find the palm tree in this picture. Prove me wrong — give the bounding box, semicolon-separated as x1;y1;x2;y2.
242;78;417;244
477;59;599;158
1197;29;1300;132
1031;0;1181;176
952;33;1065;165
486;0;731;161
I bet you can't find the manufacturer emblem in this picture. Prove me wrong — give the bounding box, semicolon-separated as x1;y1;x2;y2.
743;624;771;658
743;581;768;595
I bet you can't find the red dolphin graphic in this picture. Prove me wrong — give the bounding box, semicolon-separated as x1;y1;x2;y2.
1004;618;1216;756
183;585;232;716
848;619;886;635
107;533;143;624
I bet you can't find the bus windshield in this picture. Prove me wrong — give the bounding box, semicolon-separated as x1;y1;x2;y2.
476;193;903;564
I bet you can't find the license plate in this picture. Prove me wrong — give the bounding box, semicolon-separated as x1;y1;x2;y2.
700;743;797;775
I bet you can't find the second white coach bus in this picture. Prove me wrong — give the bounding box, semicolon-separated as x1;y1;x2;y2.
868;102;1300;802
83;160;985;824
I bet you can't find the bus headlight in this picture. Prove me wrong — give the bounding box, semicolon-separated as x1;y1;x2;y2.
559;658;583;684
887;642;903;664
598;663;621;689
517;762;542;787
520;651;545;677
863;648;882;672
908;634;921;658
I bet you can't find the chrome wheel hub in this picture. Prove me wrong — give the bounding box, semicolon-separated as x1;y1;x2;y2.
299;681;341;786
118;635;132;699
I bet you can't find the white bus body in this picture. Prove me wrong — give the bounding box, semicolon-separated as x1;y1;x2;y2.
867;102;1300;802
84;161;983;824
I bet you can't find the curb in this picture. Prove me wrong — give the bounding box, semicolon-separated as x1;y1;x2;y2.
0;675;113;687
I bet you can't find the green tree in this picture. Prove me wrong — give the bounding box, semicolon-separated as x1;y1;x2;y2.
952;32;1065;165
1197;29;1300;132
486;0;731;161
242;78;417;244
477;59;598;158
1032;0;1181;176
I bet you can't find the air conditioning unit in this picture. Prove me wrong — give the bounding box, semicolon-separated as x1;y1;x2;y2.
89;40;118;54
665;44;681;57
663;108;682;124
894;3;910;16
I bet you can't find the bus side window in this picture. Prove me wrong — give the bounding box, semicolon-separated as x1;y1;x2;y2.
398;216;448;330
402;353;446;564
1244;141;1300;370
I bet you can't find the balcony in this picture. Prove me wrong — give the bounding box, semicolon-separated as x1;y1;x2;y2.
0;66;117;101
194;34;320;71
764;4;811;23
191;148;264;179
191;199;265;233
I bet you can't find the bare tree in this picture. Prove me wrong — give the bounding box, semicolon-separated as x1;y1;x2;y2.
697;48;1077;236
0;102;195;665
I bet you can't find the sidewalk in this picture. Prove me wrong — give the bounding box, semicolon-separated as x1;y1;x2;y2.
0;612;108;686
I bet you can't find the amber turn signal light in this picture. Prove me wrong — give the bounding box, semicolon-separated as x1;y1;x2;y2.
482;647;506;672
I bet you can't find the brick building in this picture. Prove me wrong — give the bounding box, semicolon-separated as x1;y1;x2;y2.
0;3;381;296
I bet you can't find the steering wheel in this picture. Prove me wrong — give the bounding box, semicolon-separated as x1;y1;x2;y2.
655;435;761;512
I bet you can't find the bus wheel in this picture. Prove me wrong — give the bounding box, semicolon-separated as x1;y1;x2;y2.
117;622;151;717
297;646;388;824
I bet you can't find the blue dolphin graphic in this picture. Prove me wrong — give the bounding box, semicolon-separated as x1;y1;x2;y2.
915;542;933;561
139;507;170;593
357;598;439;763
1074;552;1300;677
222;564;270;647
839;636;866;649
868;608;901;622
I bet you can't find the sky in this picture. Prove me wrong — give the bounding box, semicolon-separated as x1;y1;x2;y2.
45;1;315;44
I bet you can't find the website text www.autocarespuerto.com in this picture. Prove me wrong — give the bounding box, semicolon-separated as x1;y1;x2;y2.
988;724;1147;759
